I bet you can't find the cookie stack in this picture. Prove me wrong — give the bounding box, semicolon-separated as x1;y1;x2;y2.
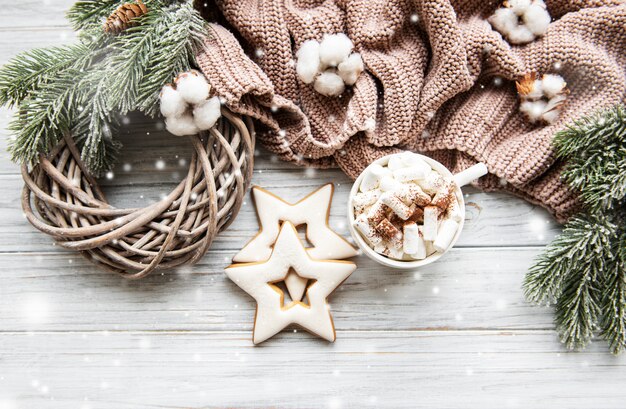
225;184;357;344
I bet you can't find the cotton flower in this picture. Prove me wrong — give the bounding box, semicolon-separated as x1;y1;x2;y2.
296;40;321;84
175;70;210;105
295;33;364;97
314;71;345;97
523;2;551;35
541;74;567;98
193;96;222;130
159;84;186;118
166;113;199;136
488;8;518;34
338;53;364;85
319;33;354;67
160;70;222;136
488;0;551;45
517;72;568;124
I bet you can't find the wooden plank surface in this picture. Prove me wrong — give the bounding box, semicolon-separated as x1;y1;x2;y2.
0;3;624;409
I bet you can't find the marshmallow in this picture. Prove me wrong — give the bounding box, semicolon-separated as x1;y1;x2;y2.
376;219;403;250
399;153;431;172
446;194;463;222
385;245;405;260
395;183;431;207
380;192;412;220
403;222;426;259
360;164;388;192
419;170;445;194
433;219;459;252
393;166;428;183
423;206;440;241
387;155;407;171
354;214;382;245
366;200;387;225
379;175;403;192
453;163;488;187
296;40;322;84
353;189;381;212
431;180;455;210
408;206;424;223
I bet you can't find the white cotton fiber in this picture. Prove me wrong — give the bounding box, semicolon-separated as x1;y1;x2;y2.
175;71;210;105
338;53;364;85
507;25;536;44
319;33;354;67
314;71;345;97
519;100;547;122
507;0;532;15
541;74;566;98
159;84;187;118
296;40;321;84
523;2;551;35
488;8;518;34
166;113;199;136
193;96;222;131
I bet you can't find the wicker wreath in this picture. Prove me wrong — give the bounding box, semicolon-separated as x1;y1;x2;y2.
21;109;255;279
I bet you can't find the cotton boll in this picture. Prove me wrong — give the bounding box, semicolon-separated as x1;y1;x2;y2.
541;109;560;124
193;96;222;130
523;2;551;36
526;79;544;100
319;33;354;67
541;74;566;98
507;25;536;44
488;8;518;34
314;70;345;96
338;53;364;85
519;100;547;122
506;0;532;15
159;84;187;118
166;113;199;136
175;71;210;105
296;40;321;84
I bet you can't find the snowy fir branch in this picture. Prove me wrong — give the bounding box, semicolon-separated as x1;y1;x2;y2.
524;105;626;354
0;0;208;174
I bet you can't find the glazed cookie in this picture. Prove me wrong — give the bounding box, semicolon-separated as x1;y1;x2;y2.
233;184;357;302
226;222;357;344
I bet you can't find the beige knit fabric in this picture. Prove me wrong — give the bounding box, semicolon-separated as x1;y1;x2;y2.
196;0;626;222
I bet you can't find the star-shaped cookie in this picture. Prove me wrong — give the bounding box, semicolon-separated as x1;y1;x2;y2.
226;221;356;344
232;184;357;302
233;184;357;263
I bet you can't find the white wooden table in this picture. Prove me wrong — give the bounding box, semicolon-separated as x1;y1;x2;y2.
1;2;625;408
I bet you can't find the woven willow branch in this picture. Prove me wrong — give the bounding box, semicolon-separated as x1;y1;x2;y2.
21;109;255;279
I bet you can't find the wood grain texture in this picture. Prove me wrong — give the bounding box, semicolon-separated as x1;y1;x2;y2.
0;331;624;409
0;3;624;409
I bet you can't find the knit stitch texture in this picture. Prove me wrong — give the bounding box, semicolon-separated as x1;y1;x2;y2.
196;0;626;222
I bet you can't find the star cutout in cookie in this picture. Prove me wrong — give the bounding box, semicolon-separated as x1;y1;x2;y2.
226;221;356;344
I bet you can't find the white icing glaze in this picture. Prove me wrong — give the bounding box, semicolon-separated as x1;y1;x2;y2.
233;184;357;263
225;222;356;344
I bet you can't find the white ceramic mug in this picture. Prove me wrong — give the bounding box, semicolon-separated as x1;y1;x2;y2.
347;152;487;269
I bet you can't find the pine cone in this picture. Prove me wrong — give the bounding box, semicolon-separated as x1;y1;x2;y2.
104;0;148;34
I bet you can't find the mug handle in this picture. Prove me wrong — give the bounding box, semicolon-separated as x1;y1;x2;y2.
453;163;488;187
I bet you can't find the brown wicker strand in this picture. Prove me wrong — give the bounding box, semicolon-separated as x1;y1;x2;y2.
21;108;255;279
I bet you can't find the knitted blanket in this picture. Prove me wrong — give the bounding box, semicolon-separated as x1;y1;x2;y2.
196;0;626;222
